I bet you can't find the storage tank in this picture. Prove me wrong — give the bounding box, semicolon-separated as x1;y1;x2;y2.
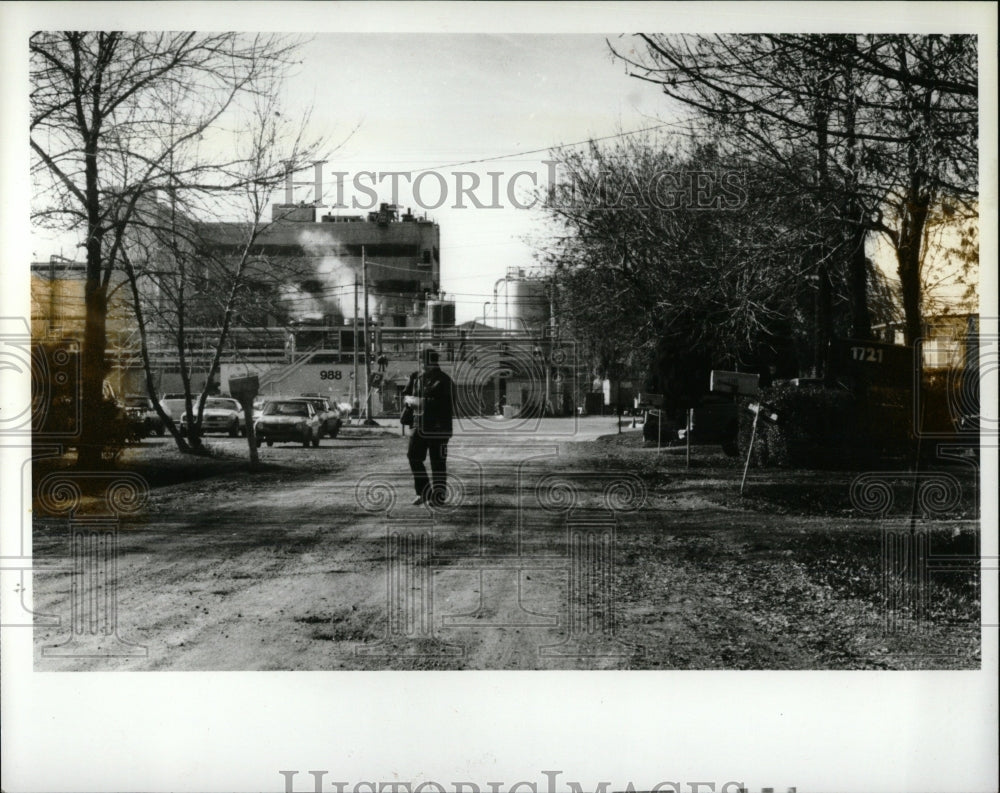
508;278;549;329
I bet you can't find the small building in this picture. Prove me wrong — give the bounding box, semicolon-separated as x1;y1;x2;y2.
874;313;979;370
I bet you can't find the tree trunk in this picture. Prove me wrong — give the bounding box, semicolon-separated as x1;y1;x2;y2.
243;401;260;467
121;251;191;452
847;214;873;340
814;78;836;380
817;257;834;380
896;232;923;345
78;128;108;469
79;273;109;468
842;70;873;341
897;202;928;347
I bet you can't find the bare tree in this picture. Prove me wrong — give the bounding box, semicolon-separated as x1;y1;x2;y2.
30;31;306;466
118;95;328;462
610;33;978;348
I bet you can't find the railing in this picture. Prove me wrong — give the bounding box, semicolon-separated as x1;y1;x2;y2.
258;347;324;389
103;324;566;372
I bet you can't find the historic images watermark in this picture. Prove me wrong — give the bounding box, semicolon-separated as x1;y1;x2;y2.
845;322;992;648
353;458;646;660
277;771;758;793
1;316;149;656
449;332;581;437
297;162;748;213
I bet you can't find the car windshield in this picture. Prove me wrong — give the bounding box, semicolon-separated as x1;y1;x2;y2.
206;399;239;410
125;397;151;408
263;402;308;417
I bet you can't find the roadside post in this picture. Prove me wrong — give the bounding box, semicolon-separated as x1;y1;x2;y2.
228;374;260;466
685;408;693;467
636;392;664;453
740;401;778;495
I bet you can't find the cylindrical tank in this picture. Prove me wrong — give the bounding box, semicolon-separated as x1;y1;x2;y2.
508;278;549;329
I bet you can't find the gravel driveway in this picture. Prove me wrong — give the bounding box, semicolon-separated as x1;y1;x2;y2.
30;418;980;670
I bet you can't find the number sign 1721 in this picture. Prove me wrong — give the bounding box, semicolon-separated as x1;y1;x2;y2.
851;346;884;364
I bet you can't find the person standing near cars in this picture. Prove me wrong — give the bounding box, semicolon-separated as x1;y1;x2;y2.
403;347;454;506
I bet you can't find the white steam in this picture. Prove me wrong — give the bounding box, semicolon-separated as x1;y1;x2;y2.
299;228;376;321
279;283;324;321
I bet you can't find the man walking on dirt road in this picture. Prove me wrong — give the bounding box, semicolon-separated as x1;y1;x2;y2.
403;347;454;506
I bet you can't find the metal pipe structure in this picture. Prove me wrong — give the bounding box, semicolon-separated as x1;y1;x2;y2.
353;278;359;414
493;277;507;332
483;301;491;325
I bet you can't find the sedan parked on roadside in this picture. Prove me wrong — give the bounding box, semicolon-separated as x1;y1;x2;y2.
180;397;246;437
158;396;192;427
124;395;165;437
254;400;322;447
292;395;342;438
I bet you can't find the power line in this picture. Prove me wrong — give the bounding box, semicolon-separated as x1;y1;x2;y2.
348;120;698;177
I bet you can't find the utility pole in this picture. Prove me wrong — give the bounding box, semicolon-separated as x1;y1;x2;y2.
546;277;556;415
362;245;376;425
353;277;359;418
544;342;550;418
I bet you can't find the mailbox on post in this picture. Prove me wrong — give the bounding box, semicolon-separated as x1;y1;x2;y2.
228;375;259;402
710;370;760;396
228;375;261;463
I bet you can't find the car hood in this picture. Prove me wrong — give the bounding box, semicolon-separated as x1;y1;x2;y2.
257;414;308;424
184;408;239;419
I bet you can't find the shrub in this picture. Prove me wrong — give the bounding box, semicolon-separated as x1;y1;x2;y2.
738;384;863;468
737;373;974;469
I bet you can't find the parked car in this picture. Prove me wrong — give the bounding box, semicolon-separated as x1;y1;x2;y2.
123;395;165;437
255;400;322;447
159;393;214;425
251;395;272;424
180;397;246;437
293;395;342;438
158;396;192;429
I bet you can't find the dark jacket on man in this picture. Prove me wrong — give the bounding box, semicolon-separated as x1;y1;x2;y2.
403;364;454;437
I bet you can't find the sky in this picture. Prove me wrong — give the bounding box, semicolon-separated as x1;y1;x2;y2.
284;33;680;322
24;27;987;323
296;32;684;324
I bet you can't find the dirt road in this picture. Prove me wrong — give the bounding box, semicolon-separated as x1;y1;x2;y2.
31;418;980;670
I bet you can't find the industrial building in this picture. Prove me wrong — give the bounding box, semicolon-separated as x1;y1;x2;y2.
31;202;585;418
